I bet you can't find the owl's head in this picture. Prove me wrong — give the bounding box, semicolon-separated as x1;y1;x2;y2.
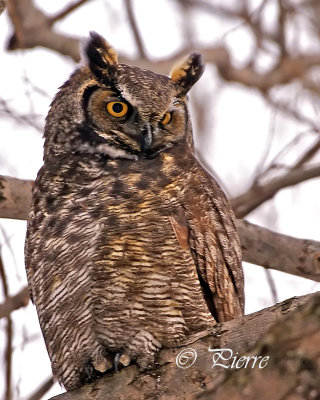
45;32;204;160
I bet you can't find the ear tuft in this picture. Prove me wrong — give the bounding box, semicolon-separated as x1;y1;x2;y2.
85;32;118;83
170;53;204;97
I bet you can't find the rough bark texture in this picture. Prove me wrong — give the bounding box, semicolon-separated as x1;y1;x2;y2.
199;293;320;400
50;292;318;400
0;175;33;220
236;219;320;282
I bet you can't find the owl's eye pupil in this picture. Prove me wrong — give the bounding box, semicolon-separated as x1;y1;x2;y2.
112;103;123;113
106;101;129;117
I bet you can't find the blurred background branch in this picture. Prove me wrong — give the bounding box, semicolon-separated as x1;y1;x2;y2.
1;176;320;283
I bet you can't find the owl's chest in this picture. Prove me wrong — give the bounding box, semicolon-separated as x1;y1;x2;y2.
35;152;194;257
60;155;186;218
85;174;182;241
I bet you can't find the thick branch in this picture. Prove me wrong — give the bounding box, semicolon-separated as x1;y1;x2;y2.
1;175;320;282
0;286;29;319
237;220;320;282
7;0;81;61
50;292;318;400
0;0;6;15
0;175;33;220
199;292;320;400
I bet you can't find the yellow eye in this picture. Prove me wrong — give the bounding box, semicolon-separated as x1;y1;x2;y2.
161;112;172;126
106;101;128;118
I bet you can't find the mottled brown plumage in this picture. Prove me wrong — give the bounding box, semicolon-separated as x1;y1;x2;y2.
25;32;244;390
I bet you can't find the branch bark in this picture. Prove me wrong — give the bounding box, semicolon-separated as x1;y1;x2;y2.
0;175;33;220
198;292;320;400
0;286;29;319
236;219;320;282
49;292;319;400
7;0;81;61
0;0;6;15
26;377;54;400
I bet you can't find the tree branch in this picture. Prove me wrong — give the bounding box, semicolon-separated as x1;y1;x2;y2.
6;0;320;94
26;377;54;400
1;175;320;282
0;175;33;220
237;219;320;282
0;0;6;15
124;0;146;58
292;138;320;169
7;0;81;61
199;292;320;399
48;0;91;26
0;286;29;319
0;255;12;400
49;292;318;400
231;164;320;218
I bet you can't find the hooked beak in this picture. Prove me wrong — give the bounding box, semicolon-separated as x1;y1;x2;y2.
140;124;153;152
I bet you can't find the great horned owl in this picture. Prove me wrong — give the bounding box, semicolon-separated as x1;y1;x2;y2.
25;32;244;391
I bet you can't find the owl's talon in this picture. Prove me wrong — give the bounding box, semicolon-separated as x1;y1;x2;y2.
114;352;131;372
83;359;94;379
114;352;121;372
119;353;131;367
92;356;112;373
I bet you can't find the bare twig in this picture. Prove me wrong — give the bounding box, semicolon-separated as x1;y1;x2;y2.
232;164;320;218
292;137;320;169
26;377;55;400
264;93;320;134
0;255;13;400
0;286;29;319
124;0;146;58
254;130;315;185
49;0;91;25
277;0;287;56
0;98;43;131
173;0;242;20
6;0;320;93
264;268;279;303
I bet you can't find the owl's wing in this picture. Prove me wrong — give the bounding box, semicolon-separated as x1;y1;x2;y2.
170;169;244;323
